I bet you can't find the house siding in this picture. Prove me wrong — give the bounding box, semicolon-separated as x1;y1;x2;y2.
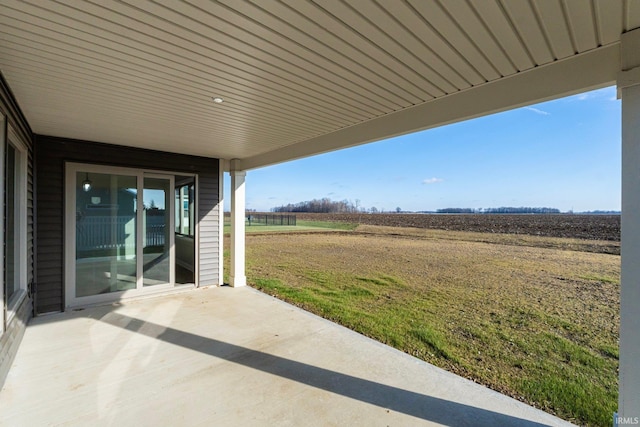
35;135;220;314
0;296;30;389
0;72;34;389
198;176;220;285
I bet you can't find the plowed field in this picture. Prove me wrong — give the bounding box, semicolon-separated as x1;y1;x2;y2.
294;213;620;241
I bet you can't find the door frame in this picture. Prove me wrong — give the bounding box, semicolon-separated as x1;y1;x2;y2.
65;162;180;308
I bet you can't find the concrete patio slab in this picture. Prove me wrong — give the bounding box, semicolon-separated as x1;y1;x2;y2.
0;286;575;426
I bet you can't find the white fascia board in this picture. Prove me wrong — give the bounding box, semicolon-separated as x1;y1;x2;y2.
239;44;619;171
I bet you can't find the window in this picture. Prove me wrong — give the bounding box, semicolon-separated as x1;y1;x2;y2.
175;183;194;236
4;125;28;319
0;113;4;335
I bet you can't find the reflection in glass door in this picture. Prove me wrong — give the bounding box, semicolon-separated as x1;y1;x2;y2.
75;172;137;297
143;176;172;286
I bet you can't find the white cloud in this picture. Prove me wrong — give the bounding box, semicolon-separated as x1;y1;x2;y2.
422;177;444;185
569;87;617;102
526;107;550;115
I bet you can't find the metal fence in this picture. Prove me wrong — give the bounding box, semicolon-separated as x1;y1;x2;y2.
246;214;296;226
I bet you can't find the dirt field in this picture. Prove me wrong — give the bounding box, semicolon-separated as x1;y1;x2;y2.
294;213;620;241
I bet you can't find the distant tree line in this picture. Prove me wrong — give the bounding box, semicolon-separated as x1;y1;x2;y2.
271;198;361;213
436;207;561;214
435;208;476;214
270;199;577;215
577;210;620;215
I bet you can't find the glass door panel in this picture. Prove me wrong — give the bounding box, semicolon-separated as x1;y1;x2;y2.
75;172;137;297
143;177;171;286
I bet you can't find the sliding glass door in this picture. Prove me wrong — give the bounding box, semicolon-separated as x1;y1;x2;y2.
66;164;175;307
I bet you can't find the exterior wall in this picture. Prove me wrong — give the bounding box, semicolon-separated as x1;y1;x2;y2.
35;135;220;314
0;72;34;388
0;295;30;388
198;173;220;285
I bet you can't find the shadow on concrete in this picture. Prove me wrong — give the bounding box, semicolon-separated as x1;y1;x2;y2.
102;312;550;427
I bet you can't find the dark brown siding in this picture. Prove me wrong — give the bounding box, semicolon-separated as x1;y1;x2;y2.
0;72;34;388
27;144;34;290
35;135;220;314
0;75;34;294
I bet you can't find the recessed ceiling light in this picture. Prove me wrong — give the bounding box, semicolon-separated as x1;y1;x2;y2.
212;97;224;103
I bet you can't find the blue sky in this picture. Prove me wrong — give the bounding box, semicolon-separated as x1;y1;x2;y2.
225;86;621;213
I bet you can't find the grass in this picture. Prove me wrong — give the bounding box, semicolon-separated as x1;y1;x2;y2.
355;224;620;255
225;224;619;426
223;219;357;234
296;220;358;230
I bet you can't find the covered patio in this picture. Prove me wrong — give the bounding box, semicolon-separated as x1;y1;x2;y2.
0;286;572;426
1;1;639;423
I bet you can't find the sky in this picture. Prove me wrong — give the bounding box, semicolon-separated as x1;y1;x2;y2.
224;86;621;213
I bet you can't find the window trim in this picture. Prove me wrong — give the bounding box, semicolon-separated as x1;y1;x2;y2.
0;112;4;335
5;124;28;325
175;182;195;237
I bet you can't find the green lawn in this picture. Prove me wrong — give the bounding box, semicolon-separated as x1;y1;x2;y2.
223;219;357;234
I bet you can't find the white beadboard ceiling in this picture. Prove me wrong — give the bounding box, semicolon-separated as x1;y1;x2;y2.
1;0;639;169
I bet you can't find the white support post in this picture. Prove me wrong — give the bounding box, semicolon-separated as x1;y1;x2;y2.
218;159;225;286
229;165;247;287
619;28;640;420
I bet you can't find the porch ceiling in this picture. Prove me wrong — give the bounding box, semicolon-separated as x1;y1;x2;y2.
1;1;639;169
